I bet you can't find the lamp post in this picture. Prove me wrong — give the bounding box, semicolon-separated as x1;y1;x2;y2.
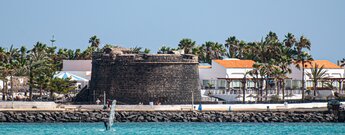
242;76;247;104
103;91;106;106
50;35;56;47
191;90;194;110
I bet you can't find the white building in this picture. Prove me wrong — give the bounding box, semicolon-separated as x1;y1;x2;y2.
287;60;345;89
59;60;92;90
199;59;345;101
199;59;258;101
62;60;92;72
199;59;255;90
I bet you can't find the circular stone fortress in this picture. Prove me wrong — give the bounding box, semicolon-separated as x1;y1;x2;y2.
75;47;201;104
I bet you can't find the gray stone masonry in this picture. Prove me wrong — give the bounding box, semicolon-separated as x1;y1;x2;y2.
74;48;201;104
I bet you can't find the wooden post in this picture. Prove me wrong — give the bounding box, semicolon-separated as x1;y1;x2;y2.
242;77;246;104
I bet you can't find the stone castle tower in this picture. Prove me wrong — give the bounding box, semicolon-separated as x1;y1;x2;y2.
75;47;201;104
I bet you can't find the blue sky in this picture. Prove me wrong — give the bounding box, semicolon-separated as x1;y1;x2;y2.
0;0;344;62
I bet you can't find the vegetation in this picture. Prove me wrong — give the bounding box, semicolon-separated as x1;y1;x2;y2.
0;36;104;101
0;32;314;102
306;64;328;99
49;78;76;99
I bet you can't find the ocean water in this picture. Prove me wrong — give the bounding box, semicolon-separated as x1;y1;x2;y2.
0;122;345;135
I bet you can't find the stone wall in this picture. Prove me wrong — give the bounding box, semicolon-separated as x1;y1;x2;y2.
0;102;57;109
76;50;201;104
0;111;338;123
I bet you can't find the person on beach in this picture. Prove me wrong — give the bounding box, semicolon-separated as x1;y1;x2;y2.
107;99;111;108
96;98;101;105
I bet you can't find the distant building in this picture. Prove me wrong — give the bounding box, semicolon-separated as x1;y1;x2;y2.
62;60;92;71
337;58;345;68
199;59;345;101
288;60;345;89
59;60;92;90
199;59;256;90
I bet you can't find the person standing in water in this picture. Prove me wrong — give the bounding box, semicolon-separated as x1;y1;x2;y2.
104;120;110;130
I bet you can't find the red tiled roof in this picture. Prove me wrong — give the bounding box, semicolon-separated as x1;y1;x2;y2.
198;66;212;69
296;60;341;69
214;59;255;68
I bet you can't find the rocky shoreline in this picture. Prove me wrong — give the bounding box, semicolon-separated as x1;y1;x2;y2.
0;111;339;123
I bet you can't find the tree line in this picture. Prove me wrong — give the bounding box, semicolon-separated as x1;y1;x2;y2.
170;32;313;101
1;32;314;101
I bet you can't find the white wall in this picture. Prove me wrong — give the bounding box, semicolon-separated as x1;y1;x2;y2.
289;64;344;80
199;61;226;81
304;68;344;80
0;80;3;90
225;68;253;78
199;60;255;89
288;64;345;88
62;60;92;71
287;65;302;80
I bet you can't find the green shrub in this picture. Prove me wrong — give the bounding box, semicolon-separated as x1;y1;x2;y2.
270;95;281;102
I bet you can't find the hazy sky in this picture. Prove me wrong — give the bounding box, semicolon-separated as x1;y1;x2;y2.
0;0;344;62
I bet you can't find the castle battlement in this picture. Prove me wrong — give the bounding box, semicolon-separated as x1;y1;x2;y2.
75;47;201;104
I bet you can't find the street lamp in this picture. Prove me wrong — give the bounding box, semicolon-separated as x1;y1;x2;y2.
241;76;247;104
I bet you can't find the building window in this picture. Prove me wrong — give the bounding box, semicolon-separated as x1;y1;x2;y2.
217;80;226;89
203;80;215;89
232;81;241;88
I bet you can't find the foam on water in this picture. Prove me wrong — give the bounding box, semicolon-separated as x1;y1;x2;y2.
108;100;116;129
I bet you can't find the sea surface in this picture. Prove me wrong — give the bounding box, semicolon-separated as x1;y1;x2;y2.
0;122;344;135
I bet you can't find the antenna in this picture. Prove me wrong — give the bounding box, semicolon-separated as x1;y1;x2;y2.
50;35;56;46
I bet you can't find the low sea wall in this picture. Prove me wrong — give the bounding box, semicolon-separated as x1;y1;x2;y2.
0;111;338;123
0;102;57;109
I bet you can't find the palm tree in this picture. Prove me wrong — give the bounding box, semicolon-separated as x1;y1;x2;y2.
0;47;6;61
74;49;81;60
28;42;50;100
306;64;328;100
200;41;226;64
237;41;247;59
89;35;100;48
225;36;239;58
130;46;142;54
143;48;150;54
0;63;12;100
193;45;207;63
294;36;312;101
246;69;262;102
3;45;20;100
211;42;226;59
67;49;75;59
178;38;196;54
283;33;296;48
254;62;275;101
158;46;173;54
81;46;96;59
